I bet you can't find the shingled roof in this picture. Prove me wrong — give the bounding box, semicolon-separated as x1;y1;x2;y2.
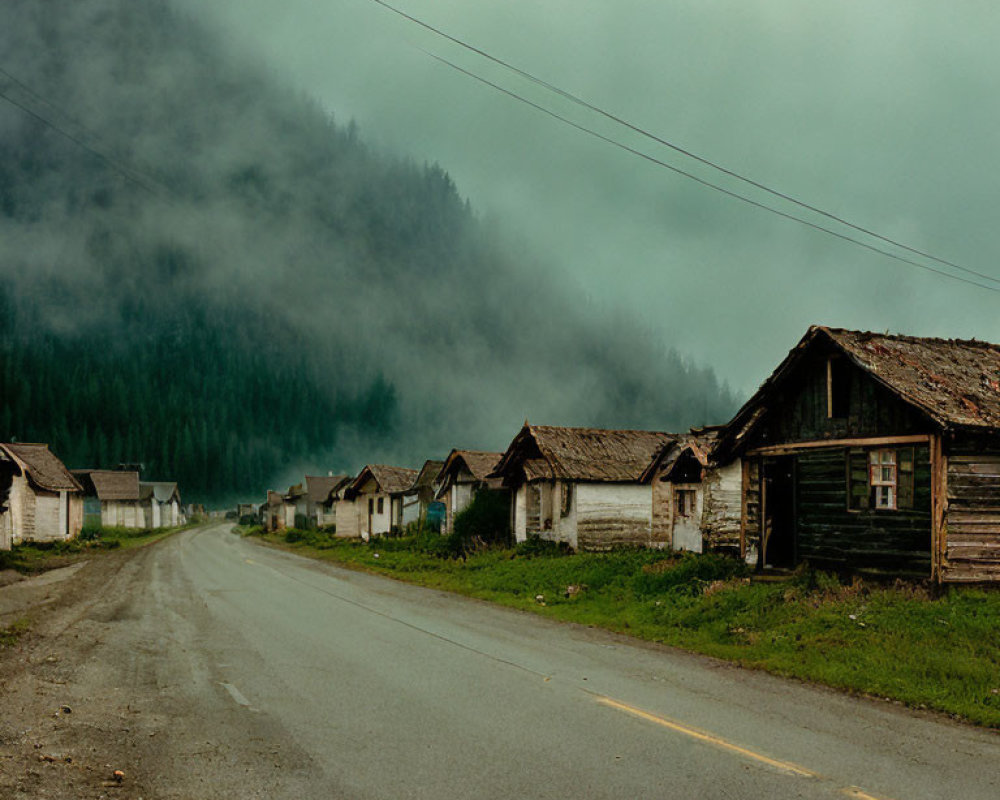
87;470;141;501
715;326;1000;460
492;425;676;483
640;428;718;483
1;443;81;493
347;464;420;497
305;475;351;505
413;460;446;491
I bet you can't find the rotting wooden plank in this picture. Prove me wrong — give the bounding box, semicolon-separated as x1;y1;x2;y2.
748;434;930;457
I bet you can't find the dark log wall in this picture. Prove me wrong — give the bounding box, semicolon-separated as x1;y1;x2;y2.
943;435;1000;582
753;345;931;449
794;446;932;574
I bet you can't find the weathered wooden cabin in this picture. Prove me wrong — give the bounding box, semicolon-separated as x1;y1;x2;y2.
491;424;674;550
306;474;350;528
641;428;741;554
0;443;83;547
140;481;182;528
344;465;419;539
73;470;145;529
713;326;1000;582
435;450;504;534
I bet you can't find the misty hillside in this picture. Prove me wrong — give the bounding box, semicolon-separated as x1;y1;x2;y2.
0;0;737;504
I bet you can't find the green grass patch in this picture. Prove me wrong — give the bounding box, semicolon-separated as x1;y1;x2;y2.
250;529;1000;728
0;523;190;574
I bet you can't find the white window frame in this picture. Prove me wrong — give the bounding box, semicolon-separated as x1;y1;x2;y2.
869;449;897;510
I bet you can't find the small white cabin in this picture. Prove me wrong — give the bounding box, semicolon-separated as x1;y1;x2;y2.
0;443;84;548
492;424;674;551
344;464;419;540
641;428;742;554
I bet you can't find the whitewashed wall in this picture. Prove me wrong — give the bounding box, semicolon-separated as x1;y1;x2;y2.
575;483;652;550
513;485;528;541
335;498;360;538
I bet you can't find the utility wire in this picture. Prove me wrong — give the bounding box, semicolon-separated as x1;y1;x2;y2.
0;72;171;202
367;0;1000;287
424;51;1000;294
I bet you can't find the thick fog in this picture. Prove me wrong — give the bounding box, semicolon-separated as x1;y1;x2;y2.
0;0;740;492
185;0;1000;392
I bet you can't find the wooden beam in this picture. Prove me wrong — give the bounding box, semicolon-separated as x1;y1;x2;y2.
747;435;931;457
739;460;748;559
826;357;833;420
929;433;948;584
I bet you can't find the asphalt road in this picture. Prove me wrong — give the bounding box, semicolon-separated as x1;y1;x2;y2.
47;523;1000;798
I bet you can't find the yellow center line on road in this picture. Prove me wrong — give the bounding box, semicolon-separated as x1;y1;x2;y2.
594;695;896;800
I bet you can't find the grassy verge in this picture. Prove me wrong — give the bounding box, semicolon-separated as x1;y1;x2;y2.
241;525;1000;728
0;522;195;575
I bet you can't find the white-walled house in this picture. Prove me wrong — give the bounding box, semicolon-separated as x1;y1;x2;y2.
344;464;419;540
140;481;182;528
435;450;504;534
640;427;742;554
331;481;361;538
73;470;145;529
0;443;84;548
491;424;674;551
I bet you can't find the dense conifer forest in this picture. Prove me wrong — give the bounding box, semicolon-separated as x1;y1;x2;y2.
0;0;737;503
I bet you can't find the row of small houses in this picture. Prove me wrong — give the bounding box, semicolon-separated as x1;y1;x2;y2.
262;326;1000;584
0;442;185;550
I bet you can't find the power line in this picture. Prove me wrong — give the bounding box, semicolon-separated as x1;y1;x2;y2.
0;72;171;202
366;0;1000;287
424;51;1000;294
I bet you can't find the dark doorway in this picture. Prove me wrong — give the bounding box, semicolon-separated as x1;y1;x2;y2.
762;456;796;568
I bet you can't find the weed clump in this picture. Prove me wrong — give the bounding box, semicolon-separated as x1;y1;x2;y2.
633;551;749;597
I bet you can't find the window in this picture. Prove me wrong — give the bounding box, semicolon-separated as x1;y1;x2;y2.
377;497;384;514
870;450;896;509
848;447;916;512
674;489;696;518
368;498;374;514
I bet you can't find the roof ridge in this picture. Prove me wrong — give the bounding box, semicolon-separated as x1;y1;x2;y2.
820;326;1000;352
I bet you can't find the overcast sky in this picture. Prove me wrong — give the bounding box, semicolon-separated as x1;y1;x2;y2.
182;0;1000;395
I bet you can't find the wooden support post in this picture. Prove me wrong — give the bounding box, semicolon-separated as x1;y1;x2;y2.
929;433;947;584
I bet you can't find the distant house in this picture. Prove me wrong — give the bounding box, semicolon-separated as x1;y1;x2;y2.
713;325;1000;582
305;474;350;528
0;443;83;548
140;481;182;528
435;450;504;534
329;480;360;539
411;460;445;522
344;465;419;539
284;483;305;529
640;428;741;554
73;470;145;529
265;490;285;532
491;424;674;550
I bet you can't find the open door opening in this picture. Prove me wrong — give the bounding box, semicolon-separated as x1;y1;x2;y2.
762;456;796;569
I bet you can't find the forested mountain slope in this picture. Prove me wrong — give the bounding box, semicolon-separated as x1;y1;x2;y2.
0;0;736;503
